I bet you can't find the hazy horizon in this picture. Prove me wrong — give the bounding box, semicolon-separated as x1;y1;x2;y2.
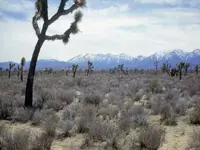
0;0;200;62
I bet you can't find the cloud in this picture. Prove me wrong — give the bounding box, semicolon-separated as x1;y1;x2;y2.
0;0;200;62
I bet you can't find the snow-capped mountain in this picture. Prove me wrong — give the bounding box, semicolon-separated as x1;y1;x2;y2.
68;49;200;69
0;49;200;69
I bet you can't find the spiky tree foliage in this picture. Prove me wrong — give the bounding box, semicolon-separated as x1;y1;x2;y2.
87;61;94;76
8;63;15;78
184;63;190;76
72;64;78;78
25;0;86;107
20;57;26;82
195;65;199;75
178;62;185;80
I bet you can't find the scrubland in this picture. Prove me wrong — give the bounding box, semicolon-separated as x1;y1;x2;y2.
0;71;200;150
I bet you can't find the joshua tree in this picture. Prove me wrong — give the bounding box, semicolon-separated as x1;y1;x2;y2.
8;63;15;78
20;57;26;82
161;62;171;75
72;64;78;78
154;60;159;75
195;65;199;75
25;0;86;107
178;62;185;80
184;63;190;76
87;61;94;76
118;64;127;74
17;65;20;79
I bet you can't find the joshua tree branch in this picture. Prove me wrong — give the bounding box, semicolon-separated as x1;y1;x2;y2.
32;15;41;37
48;4;78;26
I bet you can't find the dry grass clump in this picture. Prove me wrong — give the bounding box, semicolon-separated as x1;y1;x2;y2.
189;97;200;124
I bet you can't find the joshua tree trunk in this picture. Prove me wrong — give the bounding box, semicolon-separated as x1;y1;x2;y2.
179;70;182;80
8;69;11;78
25;36;46;107
20;66;24;82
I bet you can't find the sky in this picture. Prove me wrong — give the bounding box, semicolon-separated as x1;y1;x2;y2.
0;0;200;62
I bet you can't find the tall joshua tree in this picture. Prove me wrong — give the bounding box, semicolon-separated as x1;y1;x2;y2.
8;63;15;78
72;64;78;78
178;62;185;80
154;60;159;75
21;57;26;82
25;0;86;107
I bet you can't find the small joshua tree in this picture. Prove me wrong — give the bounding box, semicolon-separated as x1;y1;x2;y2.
17;65;20;79
8;62;15;78
72;64;78;78
87;61;93;76
195;65;199;75
21;57;26;82
154;60;159;75
161;62;171;75
118;64;127;74
184;63;190;76
178;62;185;80
25;0;86;107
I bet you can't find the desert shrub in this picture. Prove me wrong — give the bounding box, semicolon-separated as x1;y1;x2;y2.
119;105;148;131
11;107;35;123
58;119;74;138
32;109;55;126
1;128;30;150
76;105;96;133
84;93;102;106
56;89;74;105
175;99;188;116
187;130;200;150
189;107;200;125
139;125;165;150
0;95;13;120
149;95;163;115
98;104;120;120
41;111;59;137
182;76;200;96
34;88;54;109
62;106;76;121
88;120;121;149
160;104;177;126
31;132;54;150
44;99;64;112
149;79;163;93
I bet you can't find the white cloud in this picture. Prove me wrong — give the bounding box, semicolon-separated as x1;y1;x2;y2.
0;1;200;62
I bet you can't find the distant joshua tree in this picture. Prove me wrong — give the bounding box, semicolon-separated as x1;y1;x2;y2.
72;64;78;78
25;0;86;107
20;57;26;82
87;61;94;76
195;65;199;75
178;62;185;80
8;62;15;78
154;59;159;75
184;63;190;76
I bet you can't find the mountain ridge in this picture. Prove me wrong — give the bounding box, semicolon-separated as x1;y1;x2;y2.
0;49;200;69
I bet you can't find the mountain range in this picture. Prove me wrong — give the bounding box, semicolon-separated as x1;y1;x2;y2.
0;49;200;70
